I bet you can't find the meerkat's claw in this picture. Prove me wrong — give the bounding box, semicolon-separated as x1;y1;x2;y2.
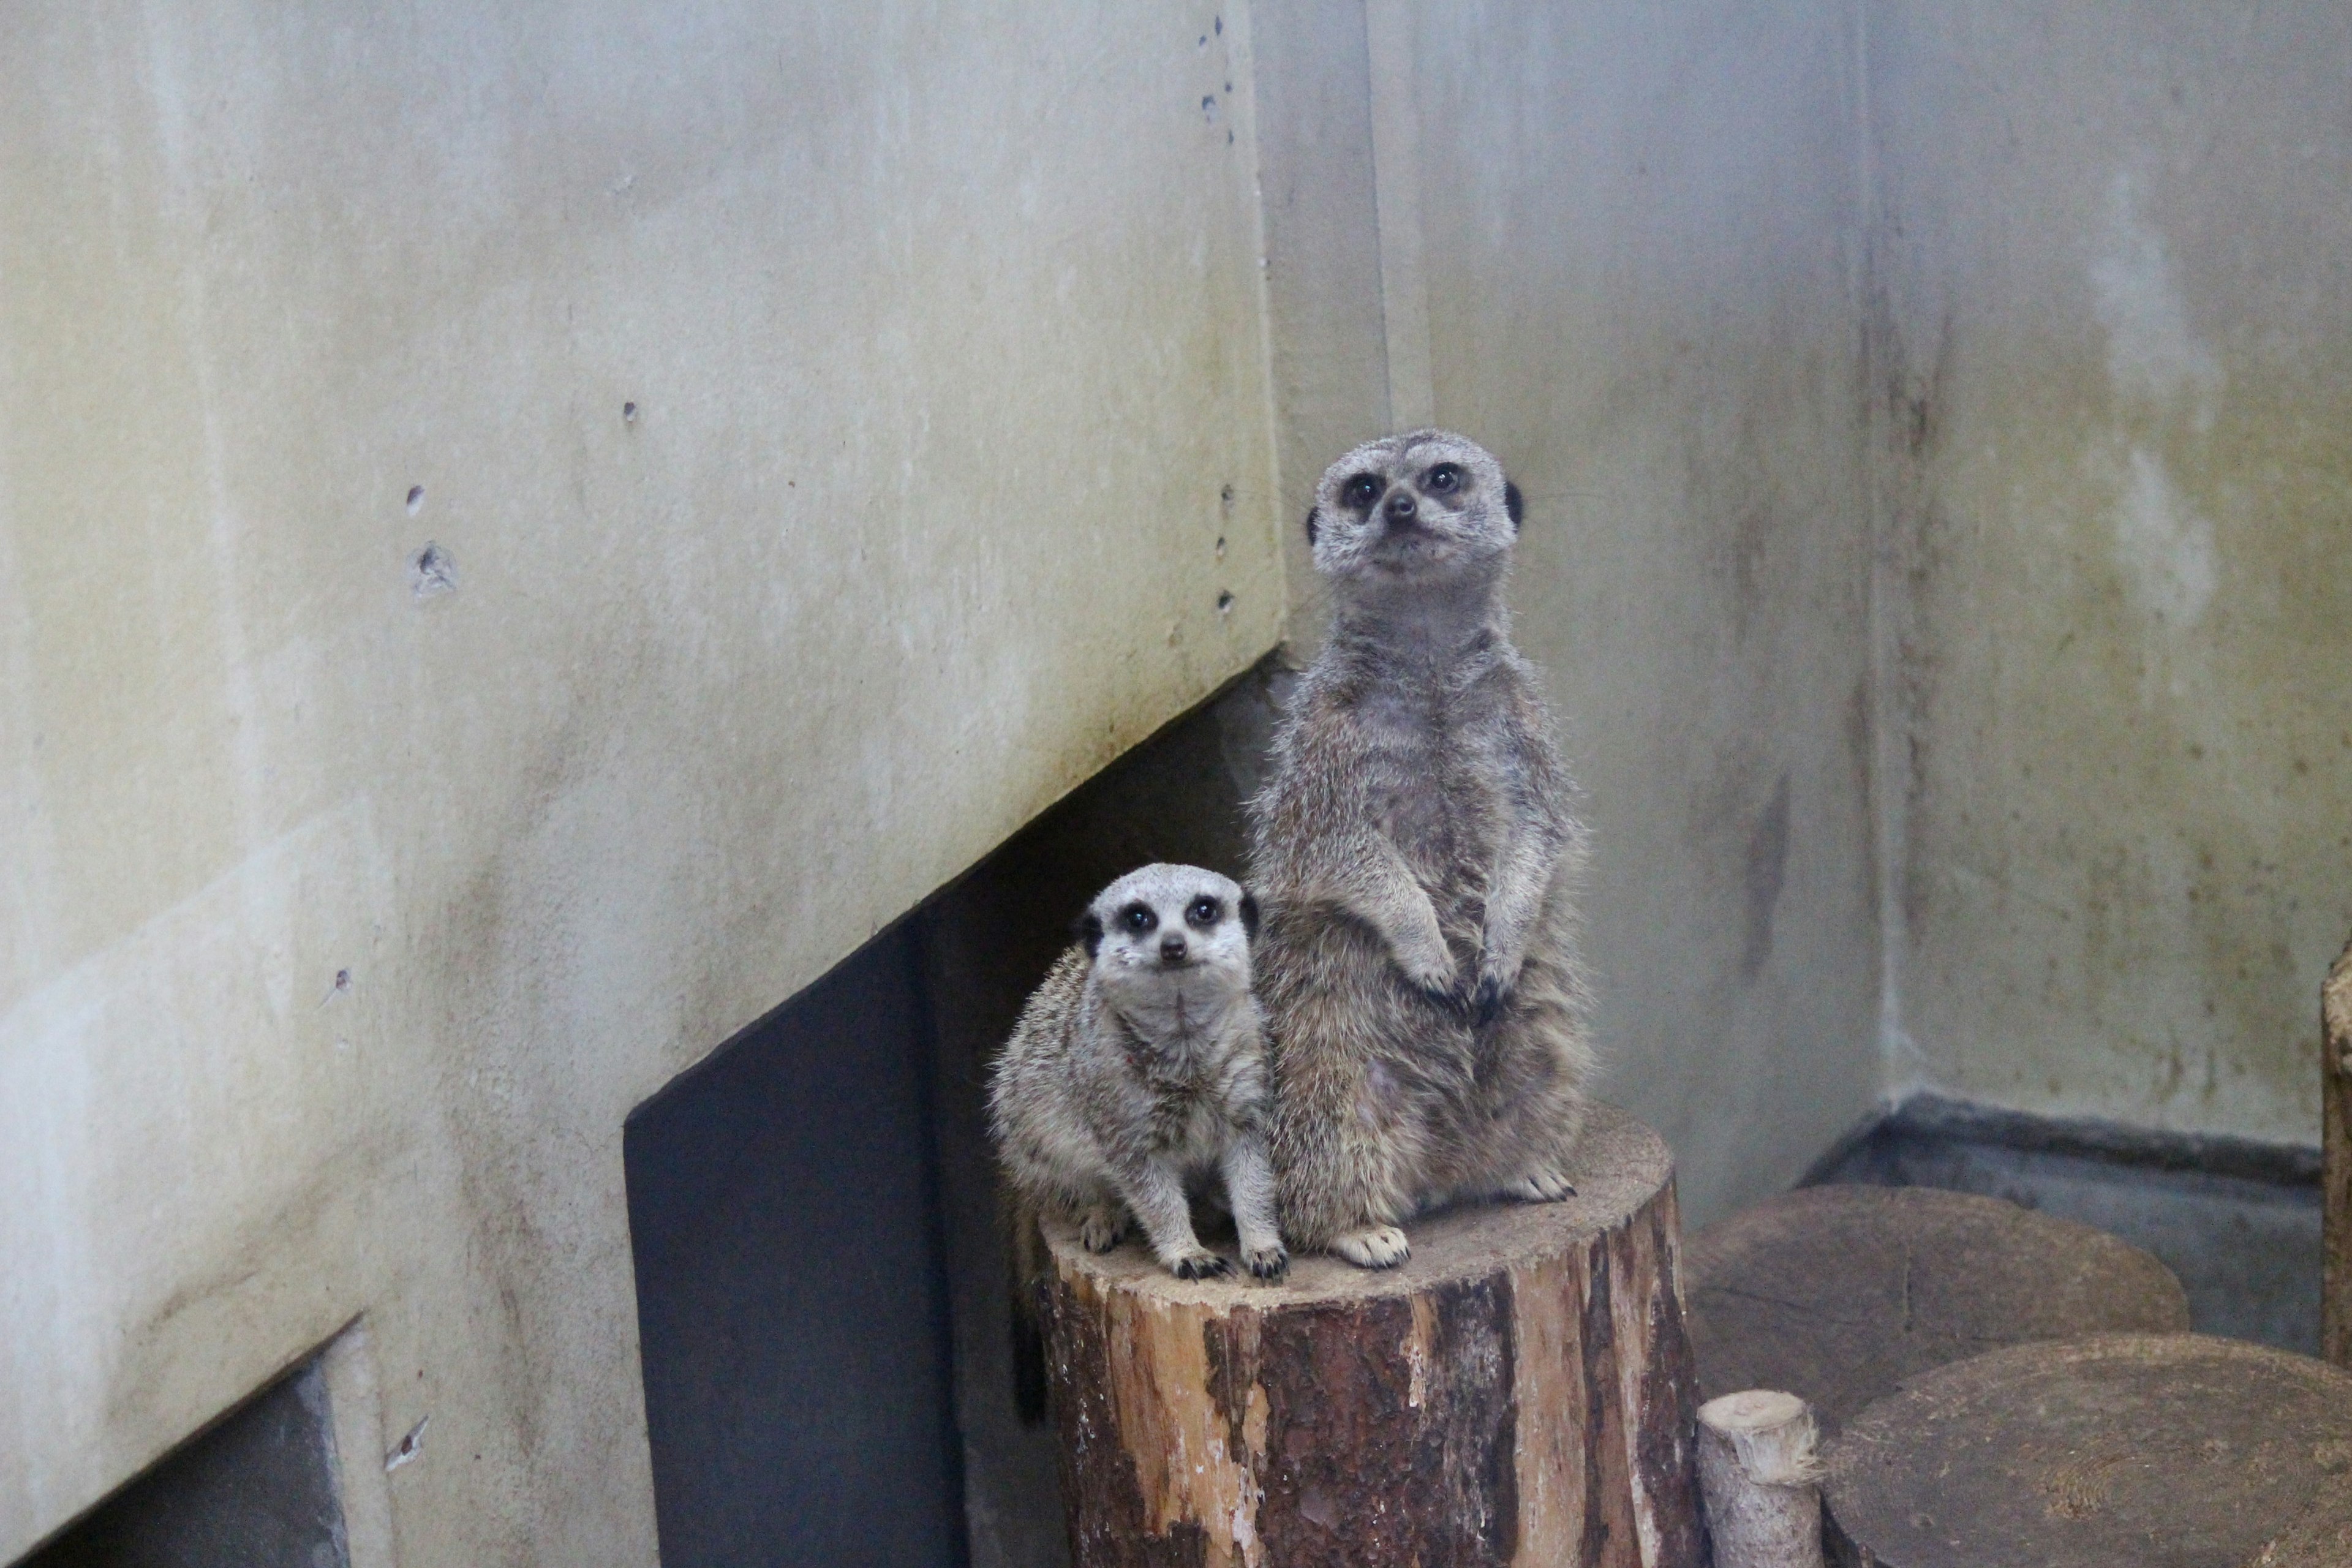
1471;973;1509;1025
1243;1243;1290;1281
1416;979;1462;1012
1078;1205;1128;1253
1501;1169;1577;1203
1171;1250;1233;1280
1331;1224;1411;1269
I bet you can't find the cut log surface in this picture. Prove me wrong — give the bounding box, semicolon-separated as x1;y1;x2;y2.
2245;1485;2352;1568
1685;1185;2188;1429
1822;1333;2352;1568
1039;1104;1703;1567
2323;930;2351;1368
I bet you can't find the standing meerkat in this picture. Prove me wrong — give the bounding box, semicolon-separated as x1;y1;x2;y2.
1250;430;1594;1269
990;864;1287;1281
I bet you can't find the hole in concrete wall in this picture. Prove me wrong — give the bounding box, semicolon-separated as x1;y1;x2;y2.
19;1356;349;1568
625;654;1286;1567
907;655;1285;1563
404;485;423;514
625;925;968;1568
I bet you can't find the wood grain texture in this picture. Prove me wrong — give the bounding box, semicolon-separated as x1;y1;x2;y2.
1822;1334;2352;1568
2323;932;2352;1369
1039;1104;1702;1567
1686;1185;2188;1430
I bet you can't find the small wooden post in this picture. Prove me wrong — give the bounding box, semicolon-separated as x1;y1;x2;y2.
1039;1104;1703;1567
2324;930;2352;1369
1697;1390;1825;1568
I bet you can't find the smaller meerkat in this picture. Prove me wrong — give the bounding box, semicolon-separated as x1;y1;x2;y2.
990;864;1287;1281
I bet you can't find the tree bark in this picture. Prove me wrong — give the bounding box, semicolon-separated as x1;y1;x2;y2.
1039;1103;1703;1567
1697;1390;1825;1568
2323;930;2352;1370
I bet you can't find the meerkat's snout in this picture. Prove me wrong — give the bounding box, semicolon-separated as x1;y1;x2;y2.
1159;933;1188;965
1384;489;1418;526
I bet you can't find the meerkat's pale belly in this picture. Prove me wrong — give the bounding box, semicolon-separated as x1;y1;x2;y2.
1357;698;1506;921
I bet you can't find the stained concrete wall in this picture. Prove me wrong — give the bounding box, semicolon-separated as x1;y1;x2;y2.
1867;1;2352;1147
0;2;1283;1559
1253;0;1885;1224
13;0;2340;1561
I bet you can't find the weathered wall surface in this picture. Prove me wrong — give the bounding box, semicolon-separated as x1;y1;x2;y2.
1868;1;2352;1145
1329;0;1885;1223
0;2;1284;1558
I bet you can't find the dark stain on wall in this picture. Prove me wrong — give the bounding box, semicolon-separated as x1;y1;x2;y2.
1742;771;1793;979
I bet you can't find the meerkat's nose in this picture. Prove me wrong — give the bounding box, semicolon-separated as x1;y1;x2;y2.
1159;933;1188;963
1385;491;1417;523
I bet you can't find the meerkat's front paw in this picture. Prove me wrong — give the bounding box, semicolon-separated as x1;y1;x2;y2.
1470;971;1510;1025
1471;944;1525;1023
1499;1169;1578;1202
1241;1242;1290;1281
1330;1224;1411;1269
1168;1249;1234;1281
1078;1204;1129;1253
1395;946;1458;1004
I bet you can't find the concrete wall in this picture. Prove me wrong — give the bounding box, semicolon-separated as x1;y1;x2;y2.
1252;0;1885;1224
1867;0;2352;1146
0;2;1283;1558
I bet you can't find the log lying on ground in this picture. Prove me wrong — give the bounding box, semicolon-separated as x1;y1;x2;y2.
1685;1185;2188;1430
1039;1104;1703;1567
2323;930;2352;1369
1697;1390;1826;1568
1822;1333;2352;1568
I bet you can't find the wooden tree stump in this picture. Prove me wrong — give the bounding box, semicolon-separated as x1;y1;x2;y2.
1039;1104;1703;1567
1696;1390;1827;1568
1821;1333;2352;1568
1684;1186;2188;1430
2323;930;2352;1368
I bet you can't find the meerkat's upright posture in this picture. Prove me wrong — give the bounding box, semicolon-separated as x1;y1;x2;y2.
1250;430;1594;1269
990;864;1287;1281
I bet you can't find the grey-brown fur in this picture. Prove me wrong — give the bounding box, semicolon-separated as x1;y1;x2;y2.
1250;430;1594;1268
989;864;1287;1281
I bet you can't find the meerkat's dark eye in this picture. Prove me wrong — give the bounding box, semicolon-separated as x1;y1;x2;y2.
1186;895;1221;929
1120;903;1156;934
1343;473;1382;510
1424;462;1463;494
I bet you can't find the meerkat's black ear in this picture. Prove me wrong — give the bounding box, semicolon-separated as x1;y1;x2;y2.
1504;480;1524;532
1076;910;1104;957
1304;505;1320;546
1238;890;1260;939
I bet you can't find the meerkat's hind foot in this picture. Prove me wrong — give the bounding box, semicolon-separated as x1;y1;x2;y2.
1499;1169;1577;1203
1078;1204;1129;1253
1242;1242;1289;1282
1330;1224;1411;1270
1169;1248;1233;1281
